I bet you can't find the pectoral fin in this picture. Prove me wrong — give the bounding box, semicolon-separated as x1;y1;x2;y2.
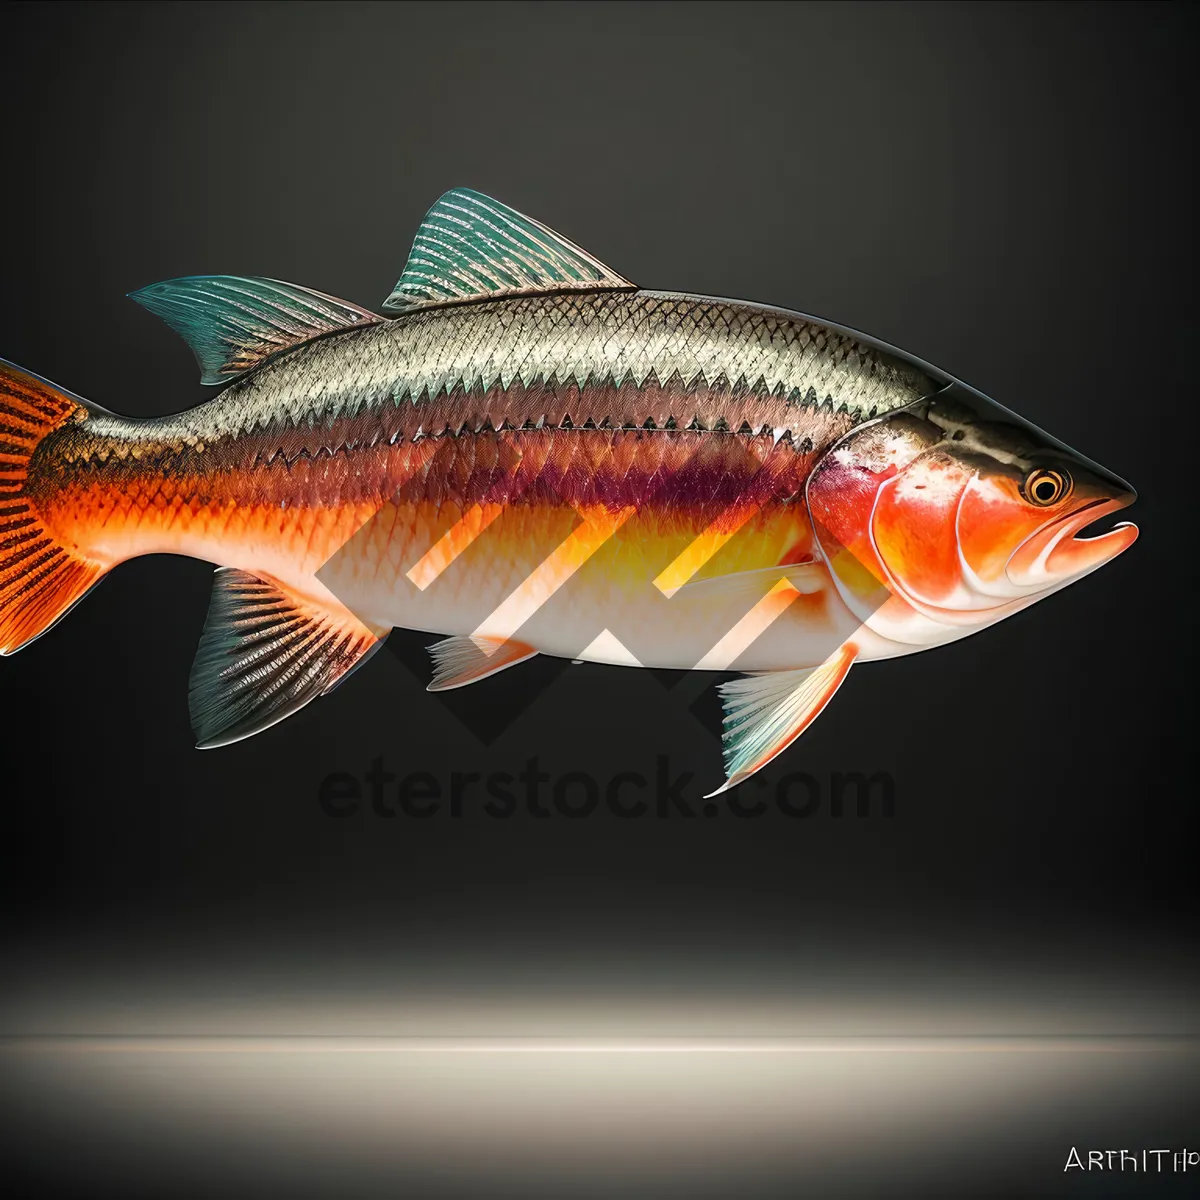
189;569;389;748
427;634;537;692
669;561;828;603
706;642;858;797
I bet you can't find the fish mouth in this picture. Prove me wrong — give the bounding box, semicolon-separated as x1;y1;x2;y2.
1007;495;1139;586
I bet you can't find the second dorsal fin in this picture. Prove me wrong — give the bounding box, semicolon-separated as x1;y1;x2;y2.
382;188;635;313
130;276;382;385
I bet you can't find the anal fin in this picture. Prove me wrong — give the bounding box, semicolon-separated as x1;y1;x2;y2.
427;635;537;692
189;569;390;748
707;642;858;796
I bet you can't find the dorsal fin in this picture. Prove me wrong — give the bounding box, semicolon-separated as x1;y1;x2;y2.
383;188;635;313
130;276;382;385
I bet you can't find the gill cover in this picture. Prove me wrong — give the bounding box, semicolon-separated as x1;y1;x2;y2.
807;384;1137;645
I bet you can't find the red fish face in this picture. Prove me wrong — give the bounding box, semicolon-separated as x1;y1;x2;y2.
807;386;1138;647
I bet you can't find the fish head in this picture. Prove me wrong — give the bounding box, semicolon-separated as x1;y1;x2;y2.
806;384;1138;646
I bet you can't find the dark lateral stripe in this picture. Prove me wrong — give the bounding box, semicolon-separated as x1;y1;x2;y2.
73;378;854;480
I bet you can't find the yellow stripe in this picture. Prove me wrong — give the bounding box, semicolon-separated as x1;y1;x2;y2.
473;504;635;643
652;505;761;597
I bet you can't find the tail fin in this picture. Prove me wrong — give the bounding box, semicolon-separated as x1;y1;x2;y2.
0;360;108;654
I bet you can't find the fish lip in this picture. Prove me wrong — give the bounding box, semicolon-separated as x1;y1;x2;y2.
1071;486;1137;537
1029;485;1139;546
1059;490;1140;563
1006;494;1139;586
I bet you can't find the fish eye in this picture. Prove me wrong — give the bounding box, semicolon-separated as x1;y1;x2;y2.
1024;468;1072;507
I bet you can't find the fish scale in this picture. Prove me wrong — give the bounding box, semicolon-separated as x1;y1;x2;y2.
83;289;932;454
0;188;1137;791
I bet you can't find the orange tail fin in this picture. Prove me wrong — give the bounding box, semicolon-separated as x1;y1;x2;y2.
0;359;109;654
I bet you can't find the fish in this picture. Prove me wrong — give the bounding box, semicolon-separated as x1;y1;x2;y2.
0;188;1137;792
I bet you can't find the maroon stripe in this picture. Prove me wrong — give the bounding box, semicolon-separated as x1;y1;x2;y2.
41;382;856;517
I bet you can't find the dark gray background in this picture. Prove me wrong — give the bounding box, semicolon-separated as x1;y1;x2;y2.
1;2;1195;1196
